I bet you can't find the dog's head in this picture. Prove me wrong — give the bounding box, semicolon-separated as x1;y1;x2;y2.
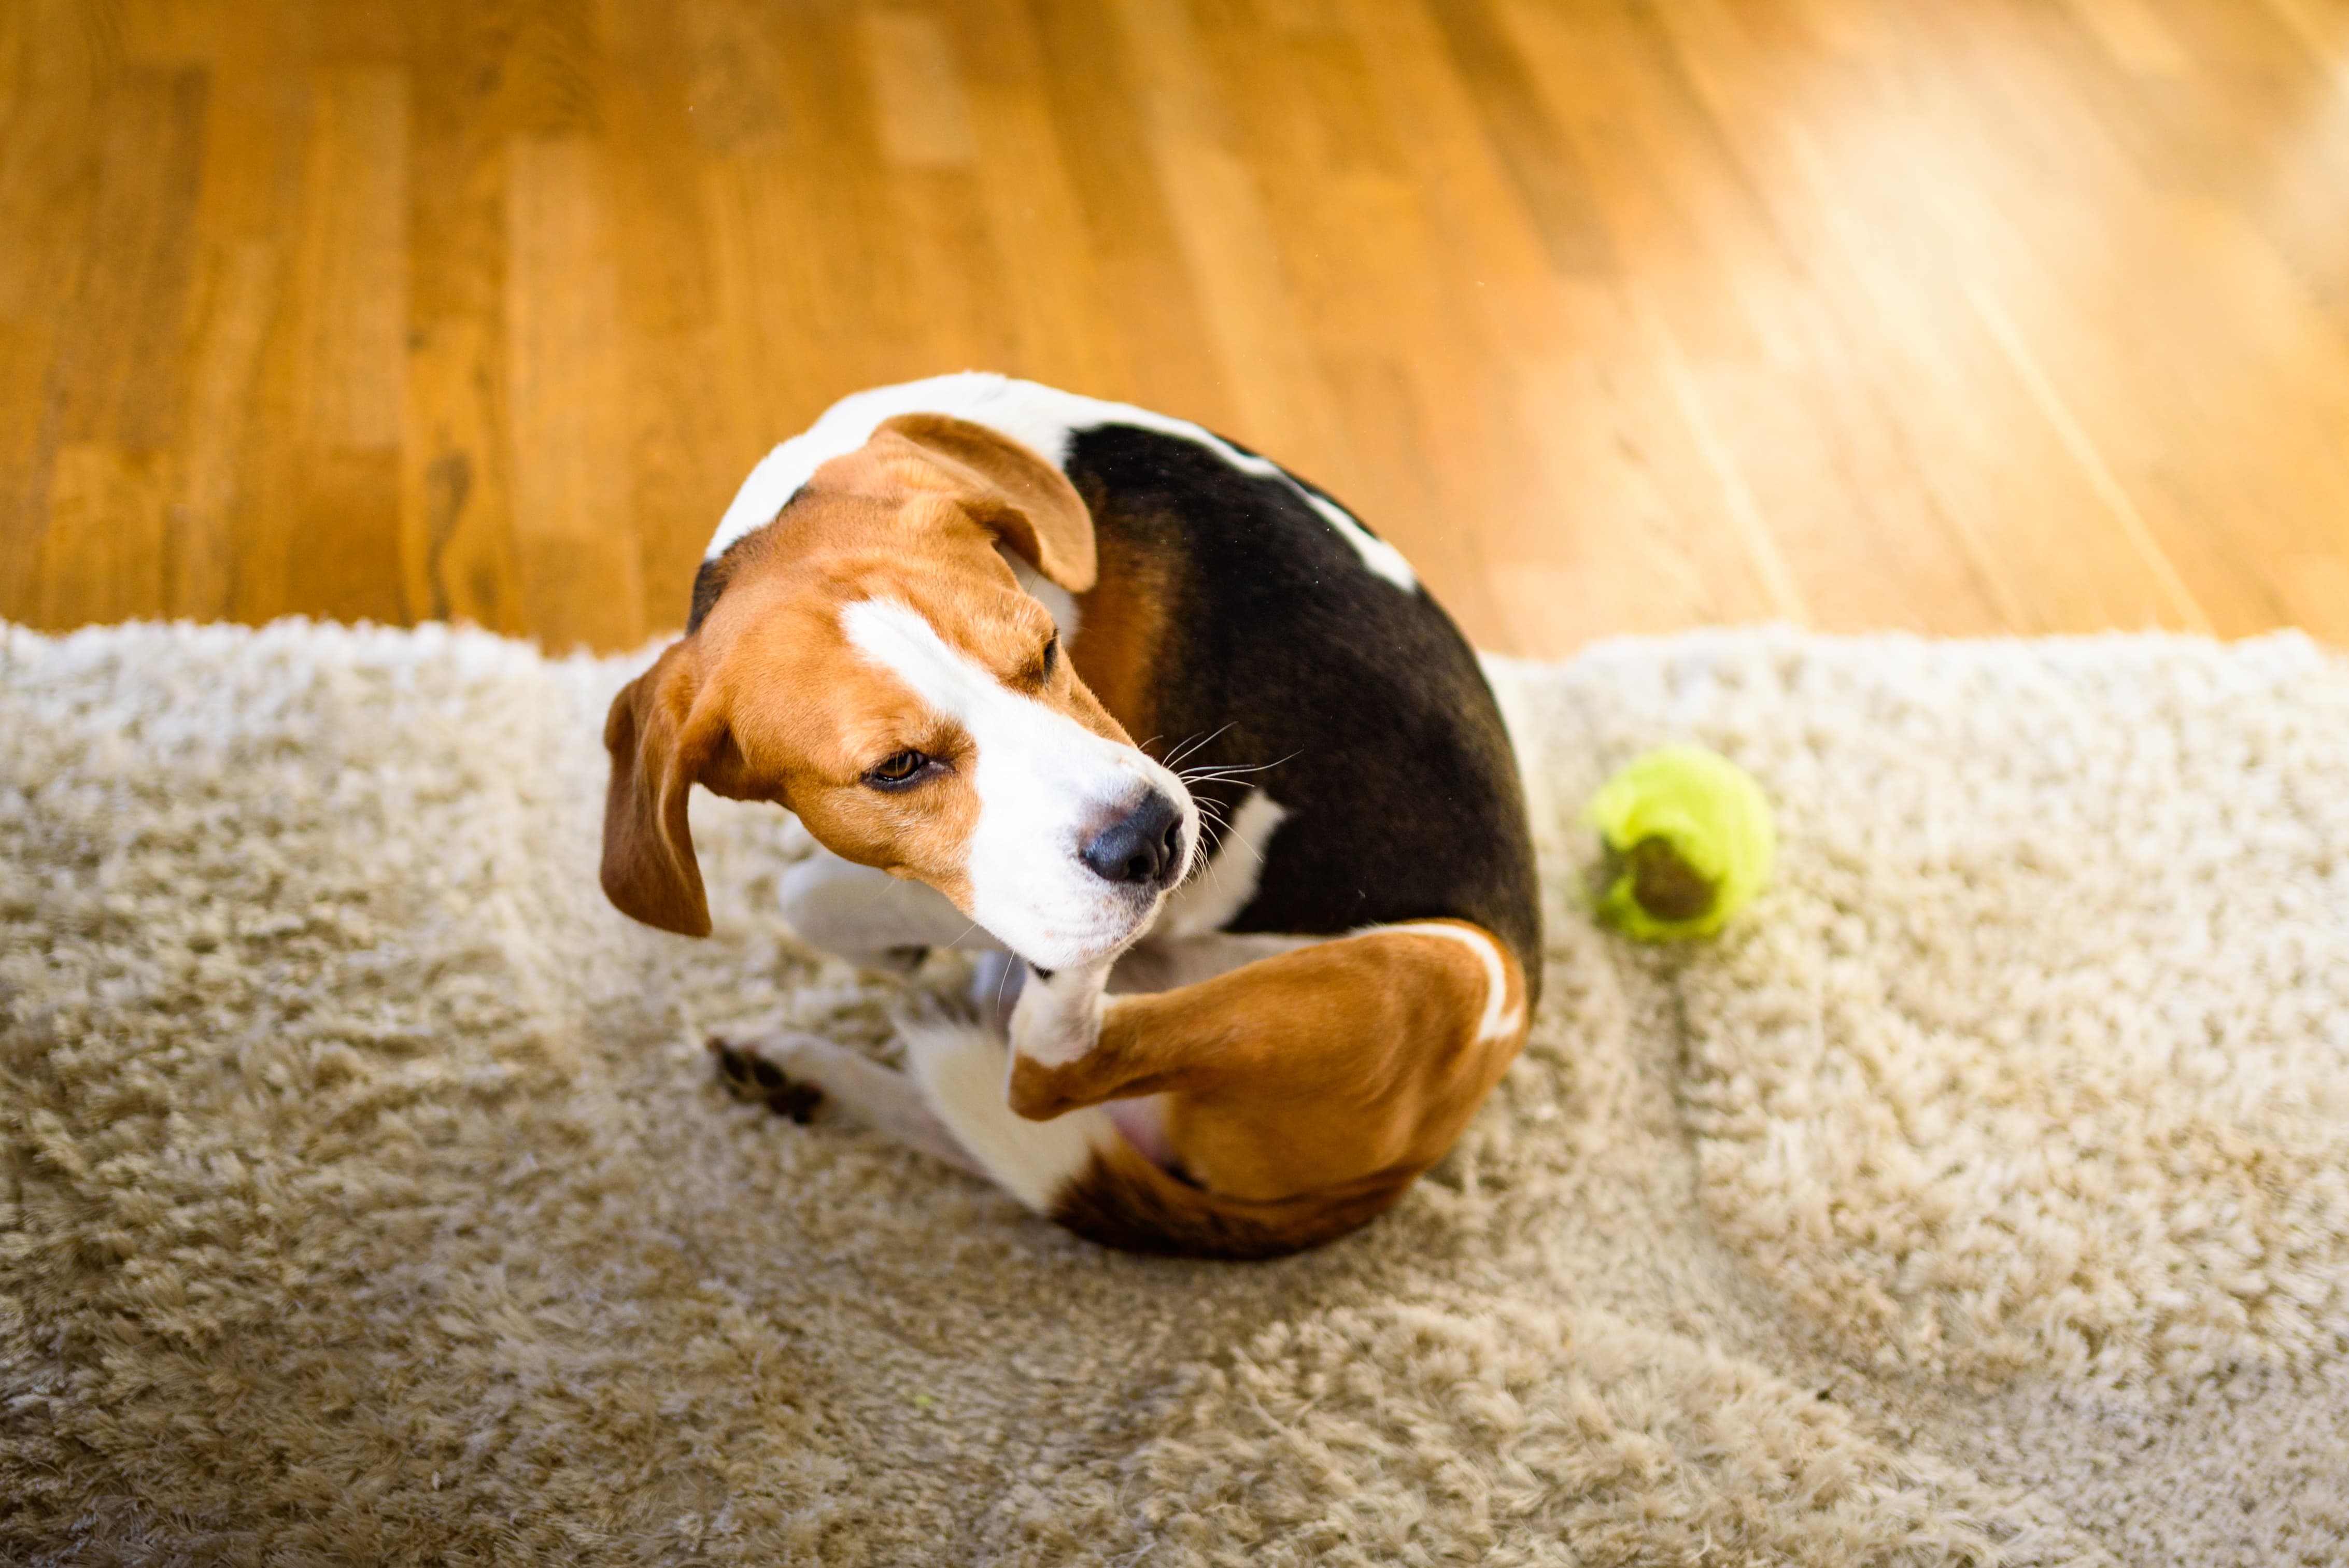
600;413;1197;970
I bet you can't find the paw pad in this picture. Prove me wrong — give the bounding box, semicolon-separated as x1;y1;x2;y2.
708;1037;825;1124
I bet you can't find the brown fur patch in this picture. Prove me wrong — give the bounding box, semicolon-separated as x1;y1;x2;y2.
1071;524;1175;744
1050;1138;1408;1261
873;414;1096;592
601;640;725;936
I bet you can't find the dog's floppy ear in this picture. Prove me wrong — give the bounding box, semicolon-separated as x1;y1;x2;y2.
873;412;1097;593
601;640;728;938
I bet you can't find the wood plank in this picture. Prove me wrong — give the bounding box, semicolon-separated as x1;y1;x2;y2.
598;0;743;634
172;238;278;618
400;0;527;634
1422;0;1616;280
161;0;306;629
16;60;208;629
236;64;409;628
288;67;405;451
863;8;979;170
2067;0;2192;77
0;0;107;619
38;442;168;627
505;136;644;651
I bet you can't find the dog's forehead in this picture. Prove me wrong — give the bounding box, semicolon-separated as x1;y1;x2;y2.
701;517;1059;751
715;483;1025;618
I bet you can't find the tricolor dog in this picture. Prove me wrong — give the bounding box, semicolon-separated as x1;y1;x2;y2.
601;373;1540;1258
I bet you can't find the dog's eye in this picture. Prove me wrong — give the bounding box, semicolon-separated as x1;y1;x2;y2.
864;750;931;789
1039;633;1059;681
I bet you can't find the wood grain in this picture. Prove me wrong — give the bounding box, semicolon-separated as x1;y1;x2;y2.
5;0;2347;658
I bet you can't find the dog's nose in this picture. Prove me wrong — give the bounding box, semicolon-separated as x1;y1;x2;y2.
1080;790;1185;887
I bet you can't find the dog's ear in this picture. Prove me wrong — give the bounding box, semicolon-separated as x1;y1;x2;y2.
601;640;729;937
872;412;1097;593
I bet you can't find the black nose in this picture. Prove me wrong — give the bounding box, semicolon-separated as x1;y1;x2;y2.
1080;790;1185;887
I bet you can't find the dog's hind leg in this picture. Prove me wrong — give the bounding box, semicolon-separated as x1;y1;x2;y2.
711;1032;984;1177
1002;921;1531;1206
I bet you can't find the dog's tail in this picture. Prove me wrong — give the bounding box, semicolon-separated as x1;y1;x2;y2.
1048;1135;1408;1260
899;1014;1405;1261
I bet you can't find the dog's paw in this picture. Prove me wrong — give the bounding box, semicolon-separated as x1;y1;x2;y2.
709;1036;825;1124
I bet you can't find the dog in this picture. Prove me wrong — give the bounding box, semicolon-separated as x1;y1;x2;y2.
601;373;1540;1258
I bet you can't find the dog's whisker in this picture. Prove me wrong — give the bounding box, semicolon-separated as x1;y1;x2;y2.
1159;729;1209;768
1163;723;1234;770
1165;727;1222;767
1178;831;1222;891
1198;840;1239;898
1182;813;1229;879
1178;750;1298;783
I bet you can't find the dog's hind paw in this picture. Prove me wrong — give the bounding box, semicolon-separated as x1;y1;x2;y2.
709;1036;826;1123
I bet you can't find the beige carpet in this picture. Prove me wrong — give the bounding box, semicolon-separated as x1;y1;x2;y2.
5;619;2347;1566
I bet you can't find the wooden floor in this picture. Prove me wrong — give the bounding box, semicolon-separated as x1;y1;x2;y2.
4;0;2347;660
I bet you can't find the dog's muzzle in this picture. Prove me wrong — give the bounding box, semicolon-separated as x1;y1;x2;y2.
1080;788;1188;890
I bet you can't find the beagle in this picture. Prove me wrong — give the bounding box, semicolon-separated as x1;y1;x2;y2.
602;373;1540;1259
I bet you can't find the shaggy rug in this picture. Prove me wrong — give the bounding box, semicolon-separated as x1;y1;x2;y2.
4;619;2347;1567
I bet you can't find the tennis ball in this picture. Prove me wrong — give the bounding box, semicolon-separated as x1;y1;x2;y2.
1583;744;1775;941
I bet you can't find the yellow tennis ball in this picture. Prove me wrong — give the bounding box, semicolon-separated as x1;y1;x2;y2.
1583;745;1775;941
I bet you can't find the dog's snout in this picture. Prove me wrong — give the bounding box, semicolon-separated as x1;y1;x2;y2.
1081;790;1185;888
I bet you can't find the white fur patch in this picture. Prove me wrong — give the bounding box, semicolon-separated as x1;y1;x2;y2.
839;597;1195;970
709;372;1418;592
1009;960;1112;1068
1156;789;1287;939
899;1014;1112;1212
1381;922;1521;1043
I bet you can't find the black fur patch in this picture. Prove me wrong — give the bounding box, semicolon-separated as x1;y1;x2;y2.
1065;426;1544;1000
689;491;808;632
687;552;733;633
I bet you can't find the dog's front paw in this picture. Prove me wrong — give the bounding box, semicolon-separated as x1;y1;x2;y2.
1008;961;1109;1067
709;1036;825;1123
